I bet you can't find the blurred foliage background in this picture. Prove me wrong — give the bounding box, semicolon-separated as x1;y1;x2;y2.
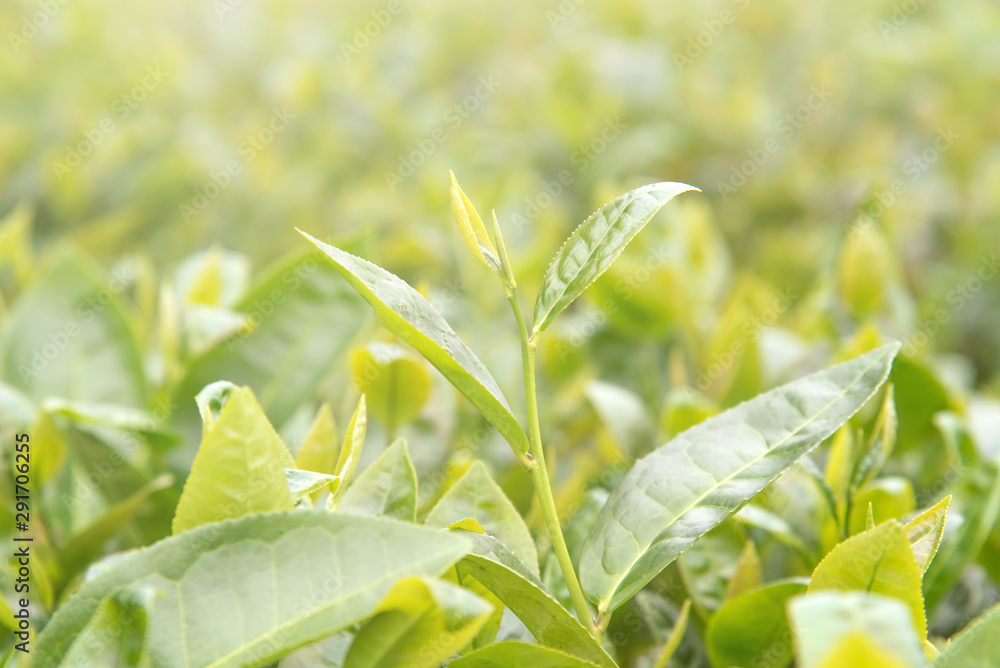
2;0;1000;661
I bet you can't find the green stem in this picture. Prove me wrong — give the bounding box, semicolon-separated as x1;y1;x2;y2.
506;286;596;634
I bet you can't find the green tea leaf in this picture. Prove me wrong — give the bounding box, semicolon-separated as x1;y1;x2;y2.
532;182;697;333
816;633;916;668
172;386;295;534
339;439;418;522
299;230;529;455
35;512;471;668
457;533;616;668
0;249;146;406
808;520;926;641
934;602;1000;667
788;591;927;668
707;580;807;668
350;343;432;428
343;576;492;668
448;641;602;667
426;461;538;574
580;343;900;614
904;496;950;575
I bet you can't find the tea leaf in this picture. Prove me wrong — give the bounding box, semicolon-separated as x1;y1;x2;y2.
934;602;1000;667
905;496;951;575
339;439;418;522
300;230;529;455
580;343;899;613
707;580;807;668
532;182;697;333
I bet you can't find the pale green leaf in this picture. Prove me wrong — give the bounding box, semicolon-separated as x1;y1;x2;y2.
172;251;368;443
172;386;295;534
299;230;529;455
35;512;471;668
285;468;339;503
724;540;763;600
808;520;927;641
580;343;900;613
425;461;538;574
456;533;616;668
338;439;418;522
343;576;492;668
448;642;602;667
0;248;146;406
532;182;697;333
934;602;1000;667
905;496;950;575
706;580;806;668
788;591;928;668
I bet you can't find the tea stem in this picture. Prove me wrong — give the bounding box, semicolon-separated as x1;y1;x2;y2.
506;286;596;634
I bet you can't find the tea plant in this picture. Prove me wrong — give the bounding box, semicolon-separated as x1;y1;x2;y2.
7;177;999;667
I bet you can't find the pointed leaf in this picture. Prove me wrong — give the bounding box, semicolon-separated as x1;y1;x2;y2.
339;439;418;522
299;230;529;455
808;520;927;642
457;533;616;668
580;343;900;613
449;641;602;667
449;171;500;271
532;182;697;333
905;496;950;575
788;592;927;668
343;576;492;668
426;461;538;574
172;387;295;534
295;403;339;476
934;602;1000;667
35;512;471;668
334;395;368;493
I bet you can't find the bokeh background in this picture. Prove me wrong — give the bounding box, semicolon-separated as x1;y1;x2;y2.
2;0;1000;662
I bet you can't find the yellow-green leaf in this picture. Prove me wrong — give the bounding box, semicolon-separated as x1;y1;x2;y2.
338;439;418;522
172;386;295;534
449;171;499;272
295;403;339;476
350;343;431;428
329;395;367;508
808;520;927;642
